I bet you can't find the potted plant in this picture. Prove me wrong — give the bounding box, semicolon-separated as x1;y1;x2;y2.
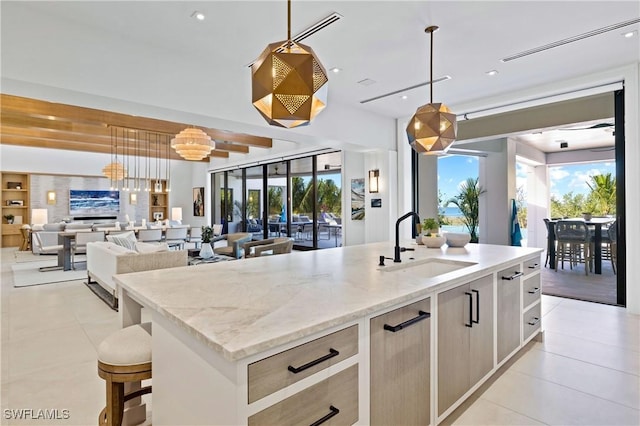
422;217;439;235
446;177;486;243
199;226;214;259
3;214;14;224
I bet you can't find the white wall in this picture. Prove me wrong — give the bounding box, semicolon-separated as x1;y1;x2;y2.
364;150;397;244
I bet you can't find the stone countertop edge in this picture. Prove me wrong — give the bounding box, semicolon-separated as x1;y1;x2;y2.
114;242;542;362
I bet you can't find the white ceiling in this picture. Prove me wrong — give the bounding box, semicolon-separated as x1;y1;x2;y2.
1;1;638;153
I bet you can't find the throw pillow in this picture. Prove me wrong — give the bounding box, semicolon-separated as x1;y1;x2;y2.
135;242;169;253
105;243;136;254
106;231;137;250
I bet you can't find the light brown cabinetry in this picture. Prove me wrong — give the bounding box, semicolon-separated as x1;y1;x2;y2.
437;275;493;416
248;365;358;426
248;325;358;403
522;255;542;341
1;172;30;248
149;180;168;222
497;265;522;363
370;298;431;425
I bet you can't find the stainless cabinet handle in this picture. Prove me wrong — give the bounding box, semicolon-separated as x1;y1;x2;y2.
310;406;339;426
528;317;541;326
502;271;523;280
528;287;540;294
528;263;539;269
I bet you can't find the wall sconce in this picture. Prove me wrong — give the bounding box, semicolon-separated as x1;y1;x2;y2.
369;169;380;193
171;207;183;224
46;191;56;205
129;193;138;205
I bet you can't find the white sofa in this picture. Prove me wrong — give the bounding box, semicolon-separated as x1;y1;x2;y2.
86;241;187;309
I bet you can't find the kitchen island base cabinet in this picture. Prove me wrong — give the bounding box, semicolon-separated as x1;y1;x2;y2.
249;365;358;426
370;298;431;426
437;274;493;417
497;266;523;364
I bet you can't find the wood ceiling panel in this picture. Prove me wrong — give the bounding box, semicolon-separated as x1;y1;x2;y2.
0;94;272;159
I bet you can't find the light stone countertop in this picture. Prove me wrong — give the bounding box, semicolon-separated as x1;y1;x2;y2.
114;241;542;361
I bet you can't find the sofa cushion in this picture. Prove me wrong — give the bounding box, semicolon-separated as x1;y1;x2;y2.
106;231;137;250
43;223;65;231
135;242;169;254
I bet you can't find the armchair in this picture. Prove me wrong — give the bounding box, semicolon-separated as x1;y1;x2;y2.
213;232;252;259
244;237;294;258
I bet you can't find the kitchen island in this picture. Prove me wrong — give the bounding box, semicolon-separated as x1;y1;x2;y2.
115;240;543;425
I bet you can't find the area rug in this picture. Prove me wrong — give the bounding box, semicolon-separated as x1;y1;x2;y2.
11;261;87;287
12;251;86;264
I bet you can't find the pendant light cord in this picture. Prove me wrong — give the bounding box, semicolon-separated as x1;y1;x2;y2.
287;0;291;46
429;28;433;103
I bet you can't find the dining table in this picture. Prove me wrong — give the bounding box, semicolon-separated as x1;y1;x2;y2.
546;217;615;274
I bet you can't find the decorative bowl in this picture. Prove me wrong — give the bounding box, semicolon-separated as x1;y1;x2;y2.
444;232;471;247
423;235;446;248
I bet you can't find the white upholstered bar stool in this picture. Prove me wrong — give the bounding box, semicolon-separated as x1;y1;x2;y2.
98;322;152;426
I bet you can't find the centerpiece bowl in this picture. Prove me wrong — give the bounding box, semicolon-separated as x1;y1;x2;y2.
444;232;471;247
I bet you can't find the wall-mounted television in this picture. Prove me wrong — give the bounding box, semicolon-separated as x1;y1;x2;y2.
69;190;120;216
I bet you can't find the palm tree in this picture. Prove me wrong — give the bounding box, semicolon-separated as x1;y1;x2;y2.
446;177;486;243
586;173;616;215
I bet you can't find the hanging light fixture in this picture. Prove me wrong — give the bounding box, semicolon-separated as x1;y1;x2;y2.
406;26;457;155
171;127;214;161
102;127;126;187
251;0;328;128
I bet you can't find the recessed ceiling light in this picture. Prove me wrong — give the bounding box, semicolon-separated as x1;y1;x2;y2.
191;11;205;21
623;30;637;38
400;95;408;100
329;67;342;73
486;70;499;76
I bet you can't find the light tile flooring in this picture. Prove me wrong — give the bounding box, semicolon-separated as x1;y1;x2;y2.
1;247;638;425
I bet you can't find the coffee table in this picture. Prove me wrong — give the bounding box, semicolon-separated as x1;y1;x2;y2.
188;254;235;266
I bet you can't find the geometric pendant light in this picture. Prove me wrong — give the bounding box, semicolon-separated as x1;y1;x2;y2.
171;127;214;161
406;26;457;155
251;0;328;128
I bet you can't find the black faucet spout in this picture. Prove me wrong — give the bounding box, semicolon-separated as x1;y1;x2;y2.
394;211;421;263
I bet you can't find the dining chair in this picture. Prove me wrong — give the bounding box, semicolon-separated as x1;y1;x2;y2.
72;231;105;269
188;226;202;249
543;218;553;268
554;220;592;275
137;228;162;243
164;226;188;250
606;220;617;274
32;231;64;272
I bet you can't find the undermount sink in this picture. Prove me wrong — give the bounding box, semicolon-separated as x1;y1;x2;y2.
379;258;477;277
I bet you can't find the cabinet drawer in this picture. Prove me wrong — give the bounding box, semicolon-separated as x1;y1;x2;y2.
248;365;358;426
523;274;541;308
523;256;541;276
248;325;358;403
523;304;541;342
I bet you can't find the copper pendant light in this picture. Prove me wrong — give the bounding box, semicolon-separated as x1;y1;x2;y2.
406;26;457;155
251;0;328;128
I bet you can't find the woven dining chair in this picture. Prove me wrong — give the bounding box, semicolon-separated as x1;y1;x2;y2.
554;220;592;275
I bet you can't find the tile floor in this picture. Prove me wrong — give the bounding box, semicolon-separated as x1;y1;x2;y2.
1;247;638;425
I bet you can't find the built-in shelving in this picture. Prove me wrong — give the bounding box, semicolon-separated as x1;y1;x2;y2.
149;179;169;223
1;172;30;248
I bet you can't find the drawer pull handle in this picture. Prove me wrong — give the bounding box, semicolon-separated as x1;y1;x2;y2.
528;317;541;326
528;287;541;294
288;348;339;374
384;310;431;332
471;289;480;324
465;293;473;328
501;271;523;280
310;405;339;426
528;263;539;269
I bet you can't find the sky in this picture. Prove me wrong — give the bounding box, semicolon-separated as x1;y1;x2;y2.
437;155;615;205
